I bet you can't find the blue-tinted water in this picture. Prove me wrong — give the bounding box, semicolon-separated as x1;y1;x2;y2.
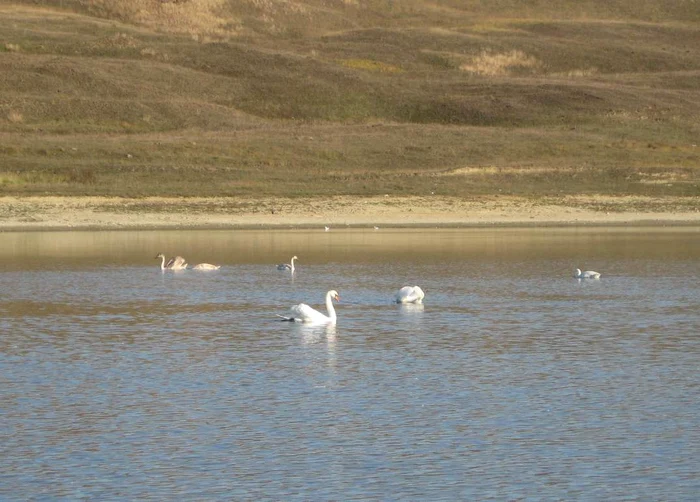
1;228;699;500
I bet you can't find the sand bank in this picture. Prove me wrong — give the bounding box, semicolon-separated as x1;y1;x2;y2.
0;195;698;231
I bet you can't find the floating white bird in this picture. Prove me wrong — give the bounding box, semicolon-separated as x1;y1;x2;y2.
324;226;330;232
277;255;298;272
278;290;340;324
575;268;601;279
374;226;380;230
156;253;188;270
192;263;221;271
395;286;425;304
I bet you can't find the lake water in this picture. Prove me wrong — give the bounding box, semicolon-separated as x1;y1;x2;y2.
2;227;699;500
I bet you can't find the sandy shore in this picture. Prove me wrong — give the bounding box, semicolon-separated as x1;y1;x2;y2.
0;195;699;231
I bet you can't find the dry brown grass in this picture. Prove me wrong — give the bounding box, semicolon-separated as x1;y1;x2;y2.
0;2;699;200
6;110;24;123
339;59;404;73
82;0;236;39
460;50;543;76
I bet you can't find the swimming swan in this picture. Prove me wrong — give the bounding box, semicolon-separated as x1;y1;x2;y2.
156;253;188;270
395;286;425;304
575;268;601;279
277;255;298;272
278;290;340;324
192;263;221;271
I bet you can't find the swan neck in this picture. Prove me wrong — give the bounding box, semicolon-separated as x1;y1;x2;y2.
290;257;295;272
325;292;337;322
160;256;166;270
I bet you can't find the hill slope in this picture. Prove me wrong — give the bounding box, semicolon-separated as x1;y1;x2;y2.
1;1;699;198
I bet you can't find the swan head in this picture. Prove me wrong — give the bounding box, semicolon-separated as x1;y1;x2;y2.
155;253;165;259
328;290;340;302
292;256;298;260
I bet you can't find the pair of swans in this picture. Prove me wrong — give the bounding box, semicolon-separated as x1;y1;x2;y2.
156;253;220;271
277;255;298;272
278;285;425;325
575;268;601;279
156;253;188;270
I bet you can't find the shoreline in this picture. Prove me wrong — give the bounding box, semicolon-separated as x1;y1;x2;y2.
1;195;699;231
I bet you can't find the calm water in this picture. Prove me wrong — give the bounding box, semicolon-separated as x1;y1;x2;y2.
1;228;699;500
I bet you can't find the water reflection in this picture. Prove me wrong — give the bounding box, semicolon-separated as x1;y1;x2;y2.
399;302;425;314
1;226;699;270
2;228;700;500
295;322;337;346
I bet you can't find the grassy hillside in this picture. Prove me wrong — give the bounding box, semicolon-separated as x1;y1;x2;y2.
1;1;699;199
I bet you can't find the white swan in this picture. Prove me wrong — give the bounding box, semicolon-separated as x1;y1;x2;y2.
278;290;340;324
192;263;221;271
156;253;188;270
395;285;425;304
575;268;601;279
277;255;298;272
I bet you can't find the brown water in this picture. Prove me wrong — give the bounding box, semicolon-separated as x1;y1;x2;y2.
2;228;699;500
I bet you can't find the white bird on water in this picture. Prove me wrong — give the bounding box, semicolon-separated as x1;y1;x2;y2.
395;286;425;304
575;268;601;279
156;253;188;270
277;255;298;272
278;290;340;324
192;263;221;271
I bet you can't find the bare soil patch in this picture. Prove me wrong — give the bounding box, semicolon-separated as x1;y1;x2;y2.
0;195;698;231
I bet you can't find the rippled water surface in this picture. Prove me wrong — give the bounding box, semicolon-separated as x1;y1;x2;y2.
2;228;699;500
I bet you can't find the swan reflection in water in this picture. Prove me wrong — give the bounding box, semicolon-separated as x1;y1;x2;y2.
399;302;425;313
296;322;338;378
297;322;337;345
